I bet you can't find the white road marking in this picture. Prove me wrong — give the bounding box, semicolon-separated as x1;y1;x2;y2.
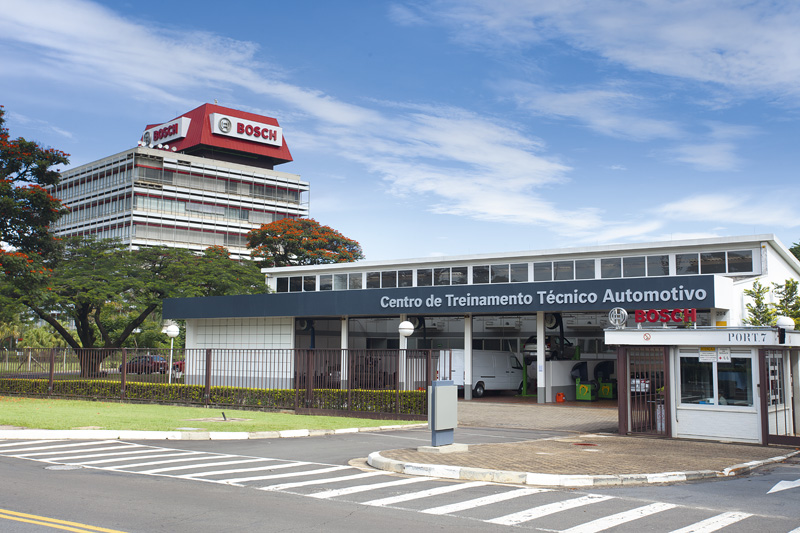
222;465;351;484
420;487;549;515
363;481;491;507
310;477;431;499
259;471;386;491
487;494;613;526
669;511;753;533
561;502;678;533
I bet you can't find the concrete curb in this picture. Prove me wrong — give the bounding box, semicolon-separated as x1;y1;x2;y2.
366;448;800;487
0;423;427;441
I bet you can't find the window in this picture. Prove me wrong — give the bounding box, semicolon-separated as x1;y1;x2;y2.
554;261;574;280
348;273;362;290
510;263;528;282
333;274;348;290
676;253;699;275
601;258;621;278
417;269;432;286
366;271;380;289
382;271;397;288
435;267;451;286
276;277;288;293
647;255;669;276
289;276;302;292
452;266;468;285
398;270;413;287
575;259;595;279
533;262;552;281
727;250;753;273
623;256;646;277
680;353;753;407
701;252;726;274
319;275;332;291
472;265;490;284
303;276;316;292
491;264;509;283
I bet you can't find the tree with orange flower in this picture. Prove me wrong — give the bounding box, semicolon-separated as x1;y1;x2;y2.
247;218;364;267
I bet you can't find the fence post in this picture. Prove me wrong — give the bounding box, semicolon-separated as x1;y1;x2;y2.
121;348;127;400
204;349;212;406
395;349;401;415
48;349;55;396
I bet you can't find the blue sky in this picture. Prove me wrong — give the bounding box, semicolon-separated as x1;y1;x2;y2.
2;0;799;260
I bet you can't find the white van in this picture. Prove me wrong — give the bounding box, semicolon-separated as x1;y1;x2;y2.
438;349;524;397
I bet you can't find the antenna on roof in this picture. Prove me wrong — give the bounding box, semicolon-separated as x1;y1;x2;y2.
215;99;218;104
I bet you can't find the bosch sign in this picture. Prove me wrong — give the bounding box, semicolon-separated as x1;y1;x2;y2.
209;113;283;147
635;308;697;323
141;117;191;146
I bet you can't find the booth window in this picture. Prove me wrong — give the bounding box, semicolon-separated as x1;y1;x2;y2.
575;259;595;279
534;262;552;281
679;355;753;407
417;268;432;286
473;265;490;284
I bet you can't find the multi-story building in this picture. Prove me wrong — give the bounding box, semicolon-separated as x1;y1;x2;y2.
50;103;309;259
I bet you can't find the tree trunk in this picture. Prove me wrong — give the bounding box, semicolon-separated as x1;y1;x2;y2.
78;349;106;378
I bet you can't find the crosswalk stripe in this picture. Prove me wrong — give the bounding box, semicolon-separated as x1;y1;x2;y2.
487;494;613;525
259;471;386;492
421;488;549;515
0;440;65;448
363;481;491;507
104;452;207;469
669;511;753;533
137;458;270;474
180;462;298;479
561;502;678;533
69;452;197;465
42;449;164;462
310;477;431;499
222;465;351;484
0;441;121;453
17;445;139;458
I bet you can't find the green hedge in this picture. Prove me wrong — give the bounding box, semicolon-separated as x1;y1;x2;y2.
0;378;427;416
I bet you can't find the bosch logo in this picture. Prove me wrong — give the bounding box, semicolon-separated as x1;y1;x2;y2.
218;117;232;133
634;308;697;323
152;123;179;141
608;307;628;328
237;122;278;141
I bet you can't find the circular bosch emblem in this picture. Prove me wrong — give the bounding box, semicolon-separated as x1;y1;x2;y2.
218;117;232;133
608;307;628;328
143;132;152;145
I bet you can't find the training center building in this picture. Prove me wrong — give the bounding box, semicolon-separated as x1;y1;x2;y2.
165;234;800;445
49;103;309;259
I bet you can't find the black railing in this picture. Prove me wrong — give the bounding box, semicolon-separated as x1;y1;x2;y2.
0;348;438;420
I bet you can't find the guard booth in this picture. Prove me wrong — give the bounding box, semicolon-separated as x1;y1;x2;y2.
607;318;800;445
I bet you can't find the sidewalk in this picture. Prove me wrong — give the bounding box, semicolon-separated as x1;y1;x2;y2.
367;398;800;487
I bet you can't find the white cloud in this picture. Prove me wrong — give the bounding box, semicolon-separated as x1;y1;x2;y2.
657;194;800;228
417;0;800;101
665;142;742;172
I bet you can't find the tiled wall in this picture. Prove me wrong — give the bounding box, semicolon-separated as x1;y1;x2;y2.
186;317;294;350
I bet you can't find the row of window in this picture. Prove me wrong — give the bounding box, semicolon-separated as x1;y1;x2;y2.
55;167;133;200
133;225;249;248
679;353;753;407
135;196;274;225
55;197;132;227
275;249;756;292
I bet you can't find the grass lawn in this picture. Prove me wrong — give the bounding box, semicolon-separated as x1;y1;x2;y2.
0;396;420;432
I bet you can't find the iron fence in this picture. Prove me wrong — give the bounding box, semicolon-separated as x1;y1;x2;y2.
0;348;438;419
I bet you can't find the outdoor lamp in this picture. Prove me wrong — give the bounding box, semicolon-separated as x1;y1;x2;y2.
398;321;414;337
165;324;180;384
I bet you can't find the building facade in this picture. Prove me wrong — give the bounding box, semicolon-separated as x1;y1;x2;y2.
164;234;800;444
50;104;309;258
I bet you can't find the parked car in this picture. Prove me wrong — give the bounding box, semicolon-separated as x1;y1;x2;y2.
522;335;575;362
119;355;169;374
172;360;185;373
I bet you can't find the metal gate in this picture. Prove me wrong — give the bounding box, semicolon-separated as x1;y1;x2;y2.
759;349;800;446
618;346;669;436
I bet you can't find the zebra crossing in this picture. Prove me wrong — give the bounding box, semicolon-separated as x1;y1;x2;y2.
0;439;792;531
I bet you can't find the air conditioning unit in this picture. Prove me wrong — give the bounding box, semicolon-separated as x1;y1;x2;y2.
485;319;521;329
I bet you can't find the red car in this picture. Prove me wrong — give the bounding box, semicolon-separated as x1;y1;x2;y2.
119;355;168;374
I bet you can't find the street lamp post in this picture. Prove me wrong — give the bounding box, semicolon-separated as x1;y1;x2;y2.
165;324;180;384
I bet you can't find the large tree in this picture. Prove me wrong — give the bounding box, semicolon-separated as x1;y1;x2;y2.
0;105;69;256
248;218;364;267
0;237;266;375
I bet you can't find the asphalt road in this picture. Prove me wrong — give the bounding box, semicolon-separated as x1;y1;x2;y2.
2;429;799;532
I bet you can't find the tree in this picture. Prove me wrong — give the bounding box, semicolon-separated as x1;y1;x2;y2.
773;279;800;328
0;237;267;375
0;105;69;257
743;280;777;326
247;218;364;267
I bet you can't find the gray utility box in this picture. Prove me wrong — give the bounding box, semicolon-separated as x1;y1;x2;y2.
428;380;457;446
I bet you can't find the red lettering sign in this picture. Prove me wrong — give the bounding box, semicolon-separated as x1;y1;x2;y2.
634;308;697;323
